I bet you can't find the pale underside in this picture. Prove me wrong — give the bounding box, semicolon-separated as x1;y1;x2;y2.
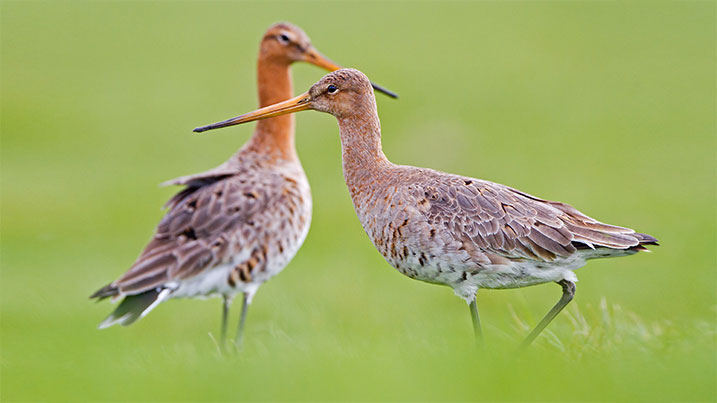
92;151;312;325
349;164;656;302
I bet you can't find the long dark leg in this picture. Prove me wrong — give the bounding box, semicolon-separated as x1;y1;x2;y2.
220;295;232;350
520;280;576;348
469;297;484;346
234;292;251;349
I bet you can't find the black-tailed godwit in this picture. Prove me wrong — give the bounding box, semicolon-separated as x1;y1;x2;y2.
91;26;396;349
193;69;658;346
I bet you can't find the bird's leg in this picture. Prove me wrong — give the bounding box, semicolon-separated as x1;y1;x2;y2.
520;279;576;348
220;295;232;351
469;297;484;346
234;291;252;350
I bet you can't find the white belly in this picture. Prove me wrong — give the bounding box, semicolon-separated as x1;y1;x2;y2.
167;200;312;302
416;254;589;303
167;249;254;300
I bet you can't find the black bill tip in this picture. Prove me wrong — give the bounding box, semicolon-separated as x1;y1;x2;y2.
371;82;399;99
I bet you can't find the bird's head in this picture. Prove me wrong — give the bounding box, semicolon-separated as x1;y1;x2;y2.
258;22;397;99
193;69;377;132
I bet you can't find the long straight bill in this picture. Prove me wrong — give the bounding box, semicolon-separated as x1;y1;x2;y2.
193;93;311;133
370;82;398;99
305;47;398;99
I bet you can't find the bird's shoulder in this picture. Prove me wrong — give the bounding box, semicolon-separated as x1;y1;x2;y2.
393;167;584;261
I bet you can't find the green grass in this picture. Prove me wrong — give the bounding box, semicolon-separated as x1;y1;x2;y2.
2;1;715;401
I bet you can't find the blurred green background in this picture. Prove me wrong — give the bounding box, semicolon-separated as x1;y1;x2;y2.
2;1;715;401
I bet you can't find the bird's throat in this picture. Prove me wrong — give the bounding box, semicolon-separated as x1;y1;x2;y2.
245;59;297;161
338;114;391;199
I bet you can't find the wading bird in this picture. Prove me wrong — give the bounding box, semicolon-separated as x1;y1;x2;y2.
91;25;397;348
193;69;658;346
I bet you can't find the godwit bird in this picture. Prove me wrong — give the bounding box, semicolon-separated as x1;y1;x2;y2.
194;69;658;346
90;25;396;348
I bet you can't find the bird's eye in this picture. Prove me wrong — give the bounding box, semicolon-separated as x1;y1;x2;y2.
278;33;290;45
327;84;338;94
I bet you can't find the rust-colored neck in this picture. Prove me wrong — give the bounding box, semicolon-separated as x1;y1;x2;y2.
243;56;297;161
338;104;391;199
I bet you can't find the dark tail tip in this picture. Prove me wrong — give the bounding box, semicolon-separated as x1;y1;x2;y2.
90;283;119;300
635;232;659;246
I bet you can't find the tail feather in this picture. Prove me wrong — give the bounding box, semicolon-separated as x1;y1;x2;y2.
572;231;659;253
633;232;659;245
553;201;658;251
566;224;640;249
97;288;169;329
90;283;119;300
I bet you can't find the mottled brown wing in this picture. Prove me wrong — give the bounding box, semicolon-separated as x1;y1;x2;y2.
108;169;287;296
415;173;645;262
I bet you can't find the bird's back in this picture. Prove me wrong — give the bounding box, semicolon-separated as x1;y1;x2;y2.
349;164;656;296
92;152;311;305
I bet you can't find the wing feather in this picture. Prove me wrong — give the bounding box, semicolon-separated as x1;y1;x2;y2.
409;169;654;263
101;166;291;297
